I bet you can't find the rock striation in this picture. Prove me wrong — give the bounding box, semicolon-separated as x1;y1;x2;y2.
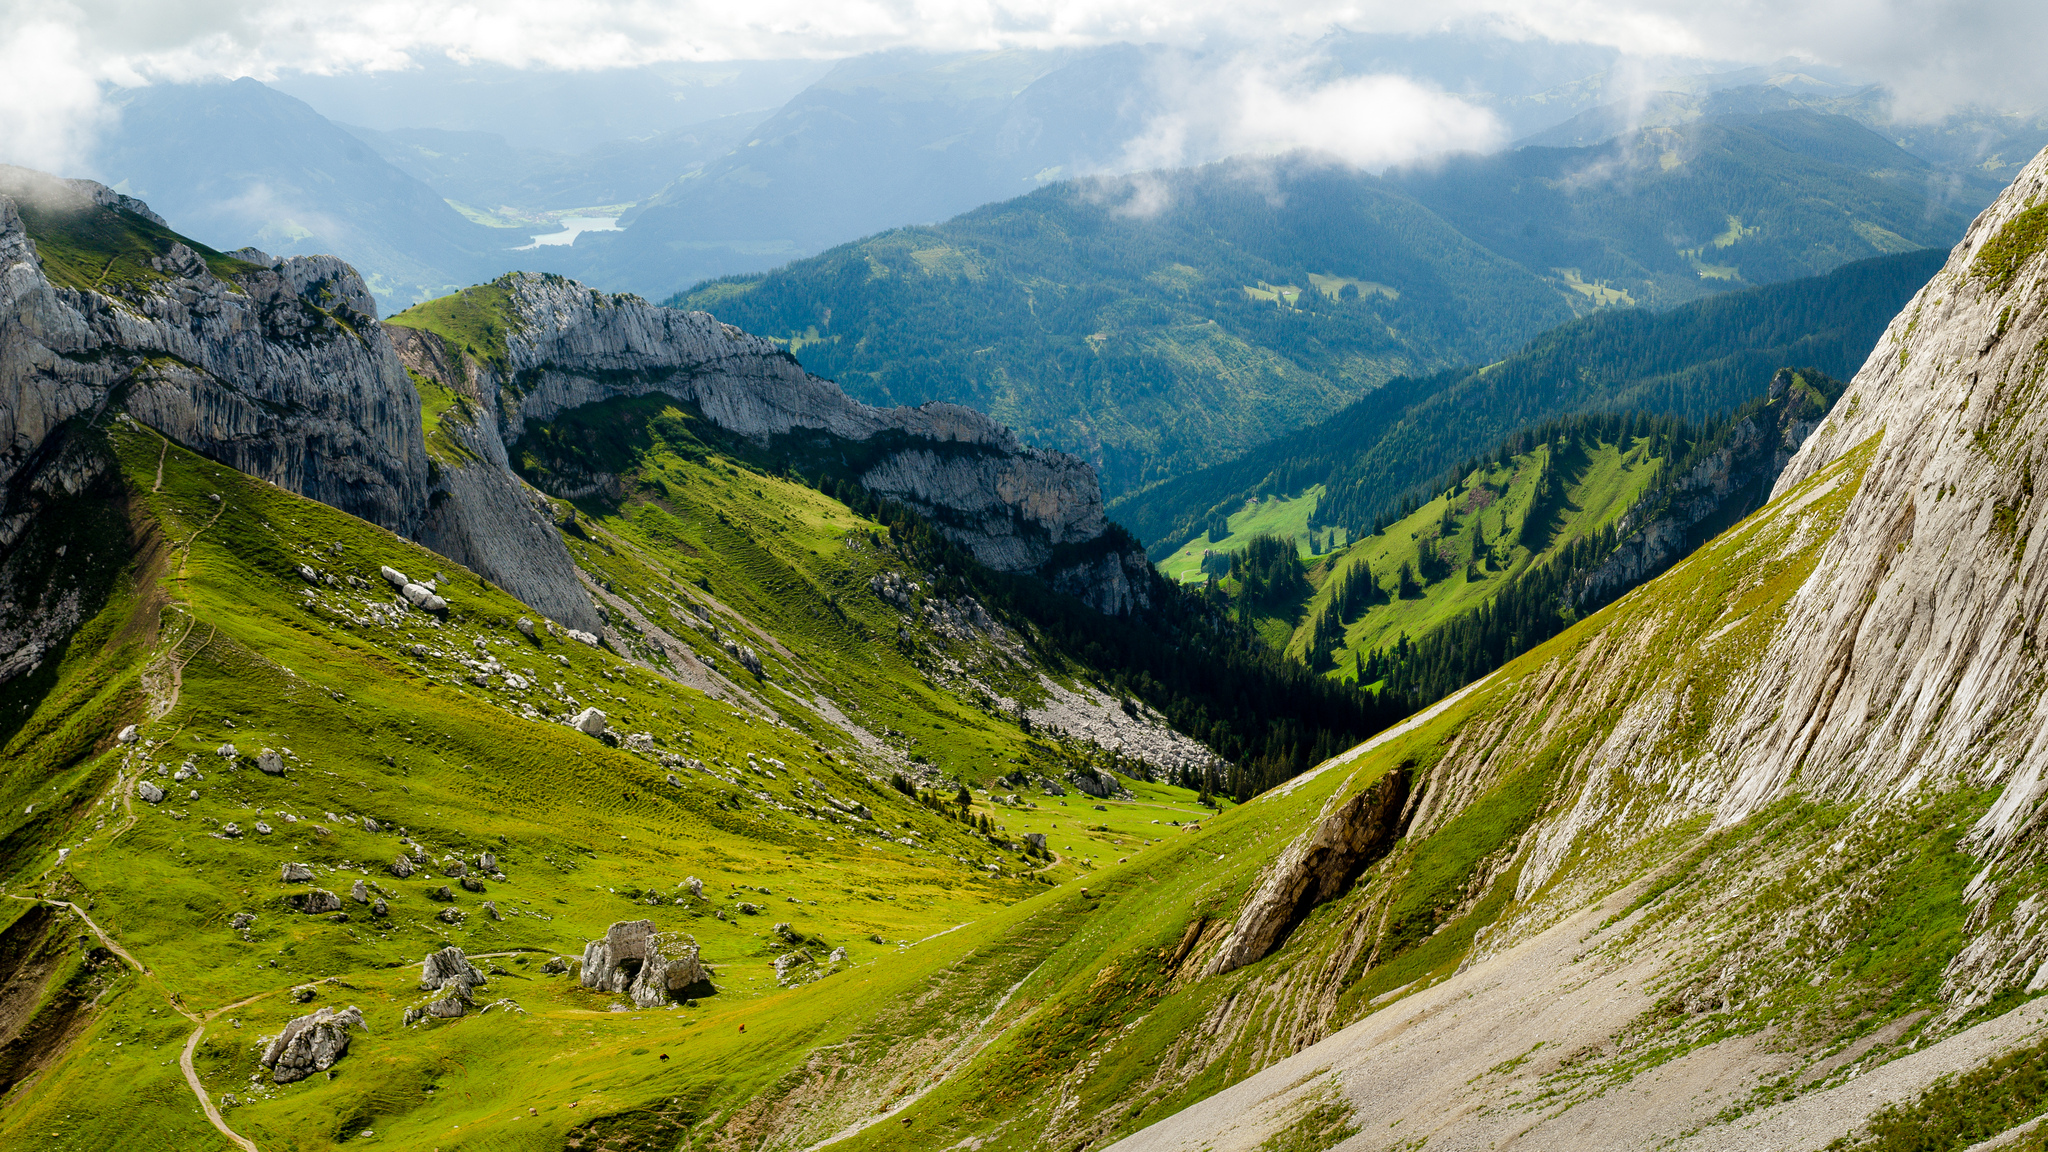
578;919;713;1007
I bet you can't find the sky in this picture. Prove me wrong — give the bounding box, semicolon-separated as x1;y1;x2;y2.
2;0;2045;175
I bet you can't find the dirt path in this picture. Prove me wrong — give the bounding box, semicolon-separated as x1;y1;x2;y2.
181;1025;259;1152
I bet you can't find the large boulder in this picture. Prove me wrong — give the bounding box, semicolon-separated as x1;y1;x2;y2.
570;707;607;735
280;861;313;883
256;749;285;775
291;889;342;914
578;920;713;1007
420;946;485;1002
260;1005;365;1083
137;780;164;804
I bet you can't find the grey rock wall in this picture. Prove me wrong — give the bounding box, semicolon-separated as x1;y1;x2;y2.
394;271;1141;609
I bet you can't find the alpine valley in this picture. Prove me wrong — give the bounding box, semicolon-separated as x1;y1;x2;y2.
17;87;2048;1152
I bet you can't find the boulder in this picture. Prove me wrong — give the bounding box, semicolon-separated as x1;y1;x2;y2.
349;879;370;904
421;945;483;993
256;749;285;775
260;1005;366;1083
362;817;382;833
579;920;713;1007
1042;780;1066;797
570;707;608;735
476;852;497;871
427;995;466;1018
686;876;703;899
429;885;454;901
253;821;273;835
541;956;568;974
371;899;388;917
280;862;314;883
230;912;255;930
626;732;655;754
566;629;599;646
400;582;448;612
220;823;243;838
116;724;140;743
438;908;464;924
516;617;537;639
216;743;237;759
460;876;485;893
773;950;816;985
482;901;501;920
297;564;318;583
389;856;415;879
137;780;164;804
829;946;847;962
1024;832;1047;854
443;859;469;878
380;565;410;588
292;889;342;914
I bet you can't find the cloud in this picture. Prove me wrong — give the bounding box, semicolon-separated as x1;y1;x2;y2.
4;0;2047;175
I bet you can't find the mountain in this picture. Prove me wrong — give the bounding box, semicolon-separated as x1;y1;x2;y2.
11;132;2048;1152
1112;247;1946;555
535;46;1173;297
89;78;522;306
1183;367;1843;704
341;113;768;223
270;58;831;155
679;112;1966;500
0;168;1399;1147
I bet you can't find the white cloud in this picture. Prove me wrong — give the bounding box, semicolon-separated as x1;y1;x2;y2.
3;0;2047;174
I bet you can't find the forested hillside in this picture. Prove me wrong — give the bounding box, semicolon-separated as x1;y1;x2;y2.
1182;368;1840;723
1113;248;1940;556
679;111;1965;496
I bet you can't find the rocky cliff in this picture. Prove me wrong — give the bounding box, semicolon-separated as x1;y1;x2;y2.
1570;366;1839;608
0;166;427;540
387;272;1149;612
0;171;1147;665
1089;145;2048;1151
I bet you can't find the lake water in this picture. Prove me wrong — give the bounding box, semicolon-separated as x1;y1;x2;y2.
516;217;622;250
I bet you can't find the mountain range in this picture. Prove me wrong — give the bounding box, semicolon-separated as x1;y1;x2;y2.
11;103;2048;1152
691;112;1969;496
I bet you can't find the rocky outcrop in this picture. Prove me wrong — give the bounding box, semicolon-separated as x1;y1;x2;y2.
578;919;713;1007
260;1005;365;1083
1571;367;1840;608
1203;770;1408;977
0;166;427;538
391;272;1145;612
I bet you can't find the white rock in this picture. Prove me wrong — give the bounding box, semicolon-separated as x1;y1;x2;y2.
116;724;140;743
260;1005;365;1083
137;780;164;803
256;749;285;776
570;707;608;735
380;566;410;588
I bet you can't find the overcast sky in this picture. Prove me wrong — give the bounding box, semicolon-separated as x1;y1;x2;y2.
3;0;2044;174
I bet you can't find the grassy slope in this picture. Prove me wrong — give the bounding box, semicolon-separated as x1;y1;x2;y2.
1;403;2005;1152
1112;248;1945;558
1298;434;1665;672
1176;434;1667;674
0;407;1231;1150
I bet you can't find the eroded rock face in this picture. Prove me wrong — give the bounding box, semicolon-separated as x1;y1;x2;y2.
391;272;1141;613
260;1005;365;1083
578;919;712;1007
0;167;427;537
1204;769;1409;977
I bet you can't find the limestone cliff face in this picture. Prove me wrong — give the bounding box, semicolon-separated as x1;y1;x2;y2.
0;167;427;542
393;272;1146;612
0;171;1139;644
1102;146;2048;1152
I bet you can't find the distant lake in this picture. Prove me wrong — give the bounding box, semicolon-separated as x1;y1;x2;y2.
517;217;622;250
